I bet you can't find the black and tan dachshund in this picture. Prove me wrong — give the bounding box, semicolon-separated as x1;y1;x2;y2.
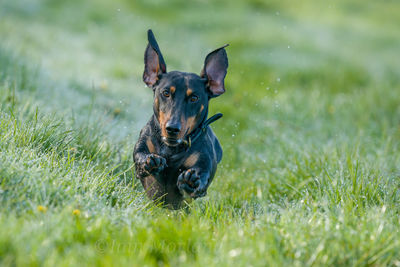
133;30;228;209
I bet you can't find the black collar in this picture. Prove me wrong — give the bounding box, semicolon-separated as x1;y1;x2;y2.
182;110;223;148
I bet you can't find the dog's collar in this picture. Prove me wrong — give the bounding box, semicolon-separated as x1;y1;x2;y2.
182;111;223;148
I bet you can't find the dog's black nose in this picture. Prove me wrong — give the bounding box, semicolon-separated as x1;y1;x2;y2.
166;121;181;135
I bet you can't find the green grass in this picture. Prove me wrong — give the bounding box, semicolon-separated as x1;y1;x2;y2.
1;0;400;266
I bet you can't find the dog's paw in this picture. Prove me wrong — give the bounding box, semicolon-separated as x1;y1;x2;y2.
177;169;207;199
143;154;167;174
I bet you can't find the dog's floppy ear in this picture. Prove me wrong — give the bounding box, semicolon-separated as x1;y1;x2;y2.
143;29;167;87
200;44;229;97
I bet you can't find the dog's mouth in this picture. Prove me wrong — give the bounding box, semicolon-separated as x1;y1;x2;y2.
161;128;189;147
161;136;183;147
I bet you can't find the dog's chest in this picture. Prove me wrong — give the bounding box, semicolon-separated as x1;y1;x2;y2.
157;144;186;168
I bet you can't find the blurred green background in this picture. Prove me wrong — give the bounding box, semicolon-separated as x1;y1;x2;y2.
1;0;400;266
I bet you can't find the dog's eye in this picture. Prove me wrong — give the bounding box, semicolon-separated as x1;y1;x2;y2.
190;95;199;103
162;90;170;97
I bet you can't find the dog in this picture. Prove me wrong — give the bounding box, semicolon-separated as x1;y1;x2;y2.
133;29;228;209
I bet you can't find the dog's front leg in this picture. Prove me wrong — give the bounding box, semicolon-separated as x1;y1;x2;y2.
177;151;216;199
177;168;209;199
133;134;166;178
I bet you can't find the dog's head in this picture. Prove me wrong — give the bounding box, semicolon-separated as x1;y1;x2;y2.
143;30;228;147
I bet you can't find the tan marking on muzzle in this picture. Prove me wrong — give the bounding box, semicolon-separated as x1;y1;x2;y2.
159;111;171;137
146;137;156;153
184;152;200;168
181;105;205;136
180;115;197;138
154;97;159;111
179;114;188;139
186;115;197;134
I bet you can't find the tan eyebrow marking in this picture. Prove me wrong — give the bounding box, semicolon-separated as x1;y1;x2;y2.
200;104;204;113
184;152;200;167
186;88;193;96
170;86;175;94
146;137;156;153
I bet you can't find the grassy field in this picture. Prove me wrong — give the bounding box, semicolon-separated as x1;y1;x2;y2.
1;0;400;266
